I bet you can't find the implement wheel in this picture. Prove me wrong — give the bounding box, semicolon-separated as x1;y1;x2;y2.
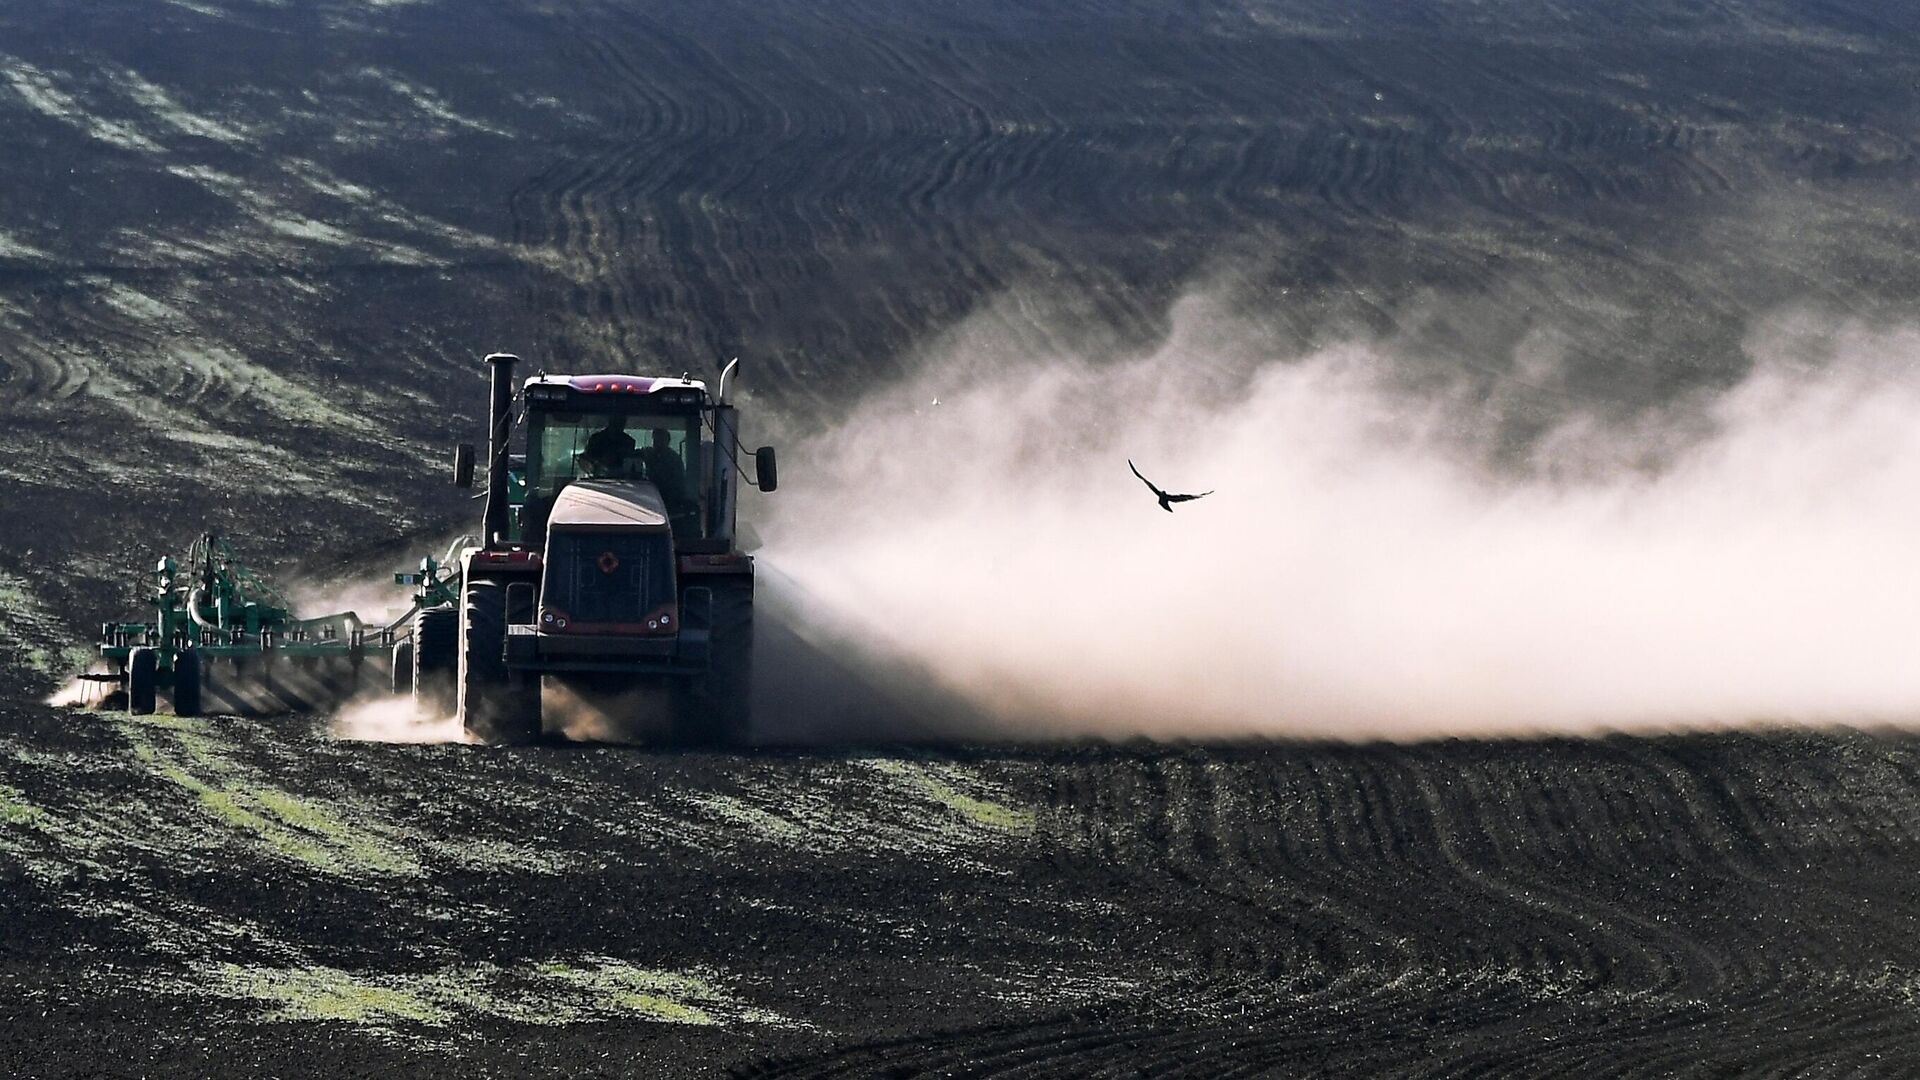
173;649;203;717
391;639;414;695
127;648;158;716
459;580;540;745
412;606;457;717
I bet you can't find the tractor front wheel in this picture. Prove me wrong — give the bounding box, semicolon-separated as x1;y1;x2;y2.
671;580;754;746
459;580;540;745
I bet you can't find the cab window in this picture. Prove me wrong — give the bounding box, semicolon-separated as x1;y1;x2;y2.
525;410;705;538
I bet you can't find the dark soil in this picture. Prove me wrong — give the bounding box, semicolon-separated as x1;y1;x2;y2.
2;707;1917;1076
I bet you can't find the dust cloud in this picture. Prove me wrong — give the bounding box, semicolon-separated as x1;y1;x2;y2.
284;533;473;632
45;677;113;709
757;294;1920;740
541;676;675;743
331;696;466;743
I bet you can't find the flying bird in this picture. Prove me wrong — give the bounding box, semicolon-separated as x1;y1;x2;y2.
1129;459;1213;512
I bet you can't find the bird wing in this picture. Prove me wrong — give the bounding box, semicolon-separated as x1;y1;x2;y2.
1165;490;1214;503
1127;459;1166;497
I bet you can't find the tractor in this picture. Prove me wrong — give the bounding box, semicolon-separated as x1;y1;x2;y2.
414;352;776;744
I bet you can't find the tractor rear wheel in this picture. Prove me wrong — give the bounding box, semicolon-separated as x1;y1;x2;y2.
127;648;158;716
391;639;414;695
459;580;540;745
173;649;203;717
412;606;457;717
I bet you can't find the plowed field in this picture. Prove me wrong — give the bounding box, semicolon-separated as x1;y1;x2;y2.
4;707;1918;1075
5;0;1920;1074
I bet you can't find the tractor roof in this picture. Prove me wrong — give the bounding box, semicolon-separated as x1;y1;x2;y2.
525;373;708;397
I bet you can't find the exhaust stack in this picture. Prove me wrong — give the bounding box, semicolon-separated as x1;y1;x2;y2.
709;359;741;543
482;352;518;547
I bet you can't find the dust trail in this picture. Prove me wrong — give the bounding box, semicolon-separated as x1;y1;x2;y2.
331;697;465;743
283;578;415;628
45;678;114;709
756;294;1920;740
295;537;468;742
541;677;675;743
285;532;473;628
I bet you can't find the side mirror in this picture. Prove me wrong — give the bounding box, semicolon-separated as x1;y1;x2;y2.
754;446;778;492
453;443;476;488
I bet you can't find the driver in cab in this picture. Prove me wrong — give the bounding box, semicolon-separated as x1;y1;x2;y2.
578;415;635;477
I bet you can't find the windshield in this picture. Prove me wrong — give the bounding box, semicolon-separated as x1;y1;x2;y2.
524;408;704;538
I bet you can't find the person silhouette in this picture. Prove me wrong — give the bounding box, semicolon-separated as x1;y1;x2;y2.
641;429;690;505
581;415;635;475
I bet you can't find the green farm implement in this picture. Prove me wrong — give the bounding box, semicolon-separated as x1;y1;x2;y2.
85;533;454;716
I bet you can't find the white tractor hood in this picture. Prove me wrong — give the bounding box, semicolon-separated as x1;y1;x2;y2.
547;479;670;531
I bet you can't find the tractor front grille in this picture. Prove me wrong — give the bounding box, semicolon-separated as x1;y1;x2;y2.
543;531;675;628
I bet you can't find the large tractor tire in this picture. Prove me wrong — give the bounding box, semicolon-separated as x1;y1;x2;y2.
673;579;754;746
173;649;203;718
127;648;158;716
459;580;541;745
412;606;458;717
391;639;414;695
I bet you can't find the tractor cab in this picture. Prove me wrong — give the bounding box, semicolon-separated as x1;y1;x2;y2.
514;375;714;545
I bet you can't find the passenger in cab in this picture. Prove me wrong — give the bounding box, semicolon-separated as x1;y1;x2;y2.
640;428;698;531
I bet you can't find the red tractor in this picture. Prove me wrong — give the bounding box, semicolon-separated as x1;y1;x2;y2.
425;352;776;744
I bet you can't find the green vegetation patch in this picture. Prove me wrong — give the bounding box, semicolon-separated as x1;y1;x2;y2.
418;836;574;875
639;762;1043;860
212;964;450;1026
125;712;217;735
0;782;47;827
196;957;789;1033
534;959;726;1025
684;792;814;849
867;760;1038;837
124;722;422;878
113;717;570;881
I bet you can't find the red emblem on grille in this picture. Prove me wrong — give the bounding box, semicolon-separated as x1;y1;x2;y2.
596;551;620;574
